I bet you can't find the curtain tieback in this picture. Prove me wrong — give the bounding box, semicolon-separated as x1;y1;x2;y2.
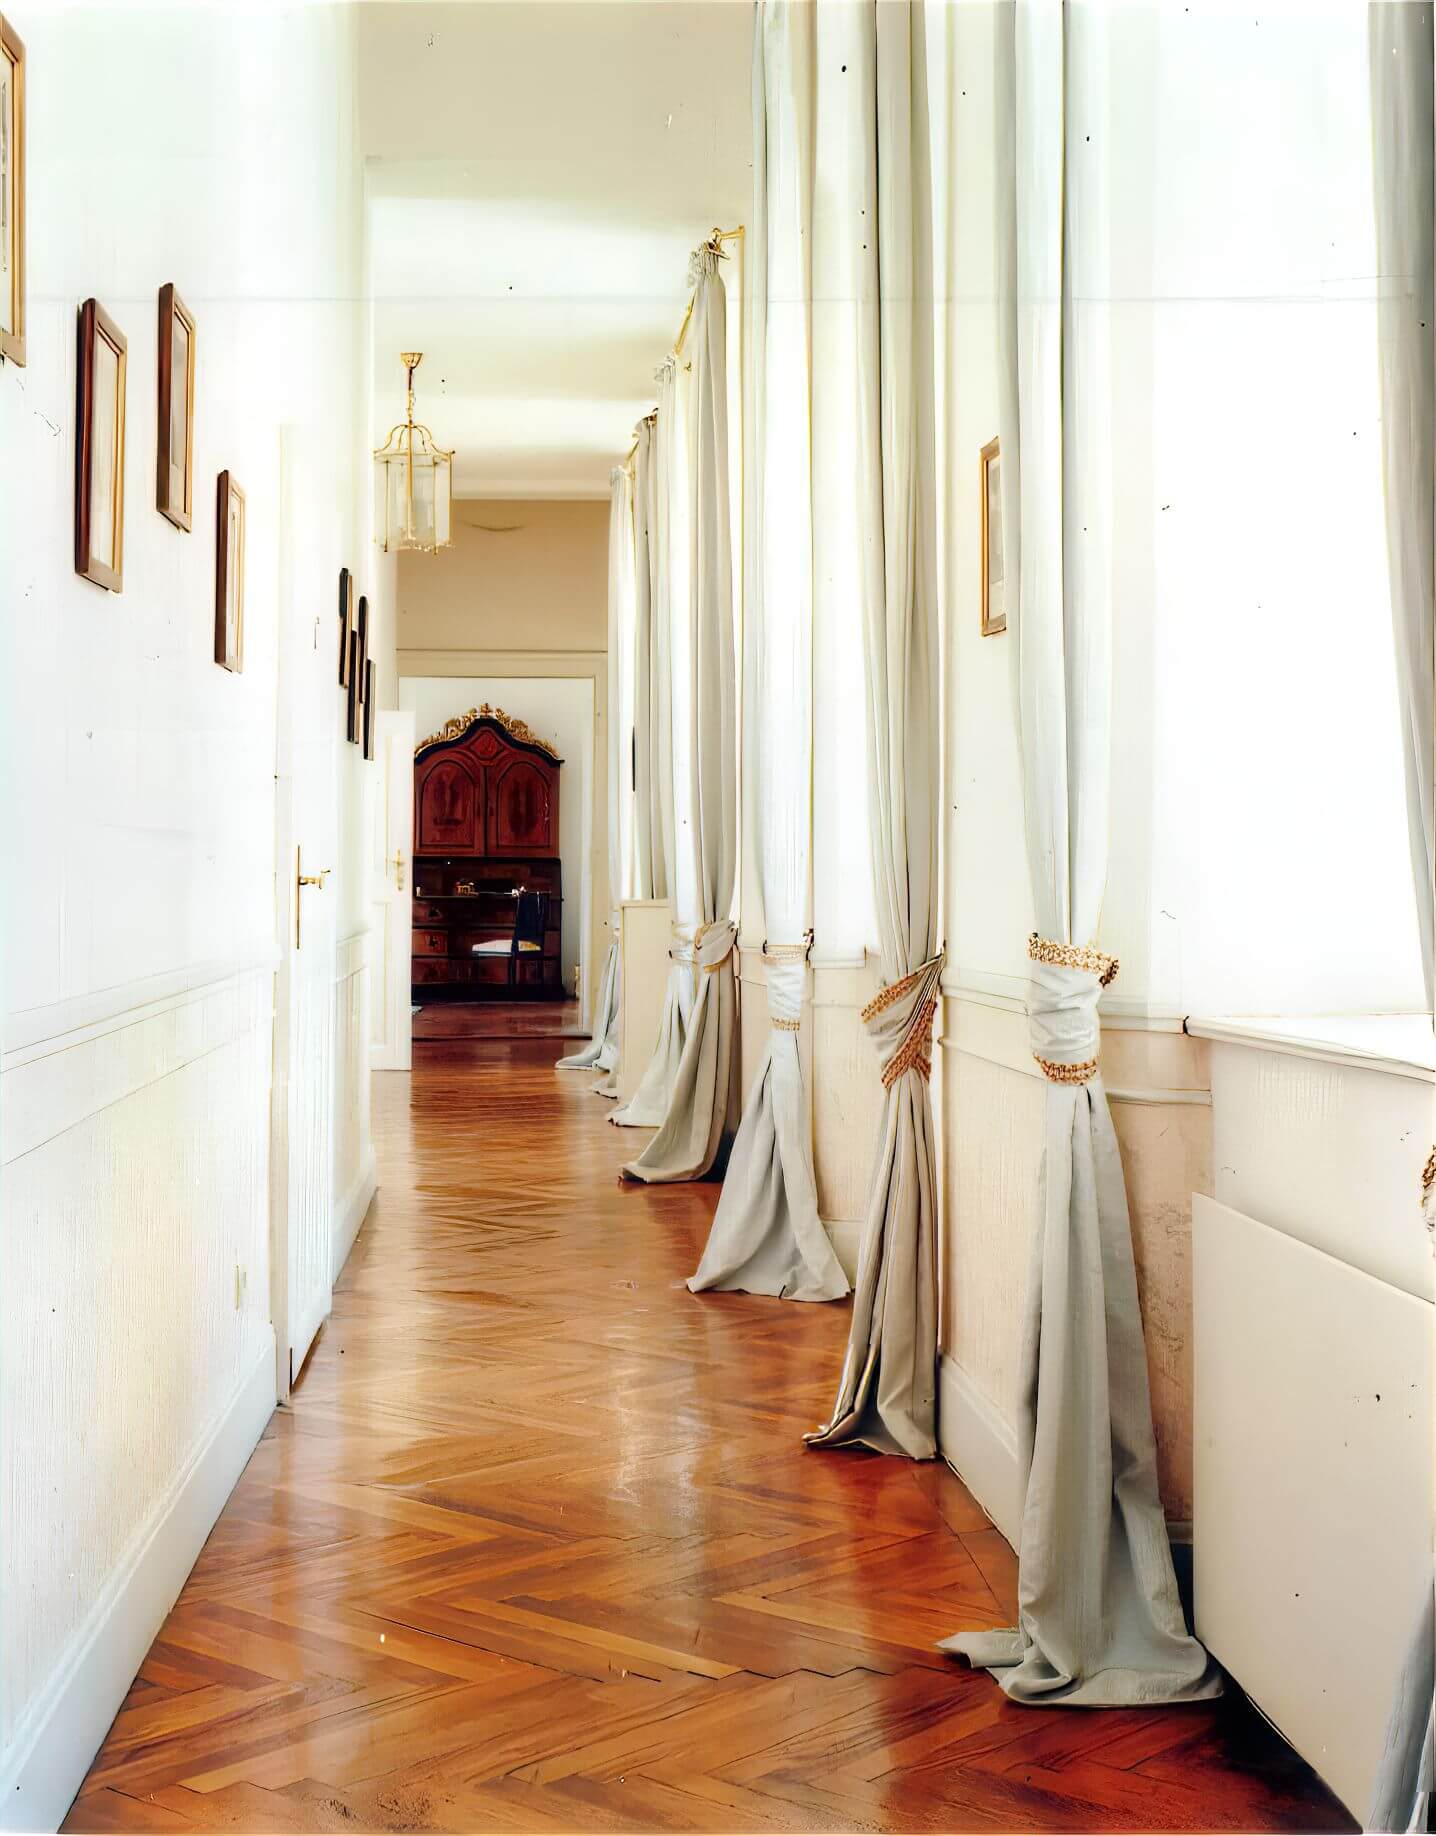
861;951;946;1090
694;919;737;974
1027;932;1118;1085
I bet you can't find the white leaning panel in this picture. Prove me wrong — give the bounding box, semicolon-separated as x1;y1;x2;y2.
617;900;673;1104
1193;1193;1433;1819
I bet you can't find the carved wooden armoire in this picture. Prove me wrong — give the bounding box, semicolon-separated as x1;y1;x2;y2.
411;706;564;999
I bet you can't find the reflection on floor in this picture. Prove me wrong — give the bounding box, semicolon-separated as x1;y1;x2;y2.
413;998;584;1041
65;1037;1354;1833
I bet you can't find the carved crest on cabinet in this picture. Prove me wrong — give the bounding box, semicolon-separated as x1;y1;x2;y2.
415;703;560;760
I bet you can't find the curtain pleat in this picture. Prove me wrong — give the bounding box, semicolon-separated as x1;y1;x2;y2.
688;5;848;1300
939;0;1218;1706
803;0;943;1457
1364;8;1435;1825
625;250;740;1183
631;420;658;902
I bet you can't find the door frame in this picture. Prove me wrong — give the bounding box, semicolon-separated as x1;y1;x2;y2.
395;649;607;1030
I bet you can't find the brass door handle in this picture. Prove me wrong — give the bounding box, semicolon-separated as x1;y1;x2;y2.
294;850;331;949
391;849;406;891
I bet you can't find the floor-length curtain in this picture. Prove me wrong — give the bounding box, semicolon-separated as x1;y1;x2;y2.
631;417;658;902
939;0;1218;1705
624;247;740;1183
1371;0;1434;1008
802;0;943;1454
613;361;696;1130
558;465;633;1076
689;6;848;1299
1365;11;1434;1826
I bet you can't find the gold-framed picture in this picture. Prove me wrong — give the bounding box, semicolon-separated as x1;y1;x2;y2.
0;13;24;367
214;470;245;672
980;435;1005;637
75;299;127;591
156;283;196;530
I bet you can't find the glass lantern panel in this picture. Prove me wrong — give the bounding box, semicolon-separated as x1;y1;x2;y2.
434;454;452;548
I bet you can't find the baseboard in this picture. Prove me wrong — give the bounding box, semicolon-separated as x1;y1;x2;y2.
937;1353;1023;1549
333;1154;378;1283
822;1218;863;1286
0;1340;275;1833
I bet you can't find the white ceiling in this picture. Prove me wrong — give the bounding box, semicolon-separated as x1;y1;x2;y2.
358;2;752;499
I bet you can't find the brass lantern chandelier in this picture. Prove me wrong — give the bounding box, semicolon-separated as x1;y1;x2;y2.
373;352;454;554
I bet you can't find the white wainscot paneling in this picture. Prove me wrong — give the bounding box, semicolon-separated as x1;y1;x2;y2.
1194;1194;1432;1821
0;962;278;1831
332;930;377;1281
617;900;673;1104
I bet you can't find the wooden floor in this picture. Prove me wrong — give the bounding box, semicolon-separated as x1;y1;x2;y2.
67;1039;1353;1834
413;1001;583;1041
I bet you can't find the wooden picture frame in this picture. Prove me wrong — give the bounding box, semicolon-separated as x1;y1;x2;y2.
979;435;1005;637
346;629;360;741
337;567;353;686
355;593;369;703
156;284;195;530
214;470;245;672
362;659;375;760
0;13;25;367
75;300;127;591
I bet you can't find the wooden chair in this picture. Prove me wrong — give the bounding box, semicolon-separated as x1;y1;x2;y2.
472;890;549;989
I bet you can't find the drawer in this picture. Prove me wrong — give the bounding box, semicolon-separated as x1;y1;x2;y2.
412;959;457;985
411;930;450;956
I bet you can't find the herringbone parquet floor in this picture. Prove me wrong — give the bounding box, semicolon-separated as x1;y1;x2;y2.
66;1038;1353;1834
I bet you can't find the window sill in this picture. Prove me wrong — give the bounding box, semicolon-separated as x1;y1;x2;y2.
1185;1013;1434;1083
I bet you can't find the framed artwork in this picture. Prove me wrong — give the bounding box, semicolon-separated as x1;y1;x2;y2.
337;566;353;686
980;435;1005;637
75;300;127;591
0;13;24;367
355;593;369;702
214;470;245;672
346;629;360;741
362;659;375;760
156;284;195;530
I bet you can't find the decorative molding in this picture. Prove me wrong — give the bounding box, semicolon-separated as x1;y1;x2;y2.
414;702;560;760
1189;1013;1435;1083
0;1343;275;1834
937;1354;1022;1551
3;946;281;1061
332;1155;378;1284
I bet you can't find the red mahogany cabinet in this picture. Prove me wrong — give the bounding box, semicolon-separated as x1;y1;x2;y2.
411;706;564;999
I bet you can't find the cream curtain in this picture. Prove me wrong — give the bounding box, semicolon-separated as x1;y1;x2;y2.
1365;9;1434;1826
940;0;1217;1705
630;418;658;902
558;465;632;1076
625;248;740;1183
689;7;848;1301
1370;0;1434;1009
613;365;696;1130
801;0;943;1456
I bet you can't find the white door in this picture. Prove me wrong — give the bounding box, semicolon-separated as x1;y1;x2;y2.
370;709;415;1070
269;426;337;1398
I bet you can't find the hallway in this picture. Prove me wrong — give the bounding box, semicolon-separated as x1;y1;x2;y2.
65;1045;1350;1834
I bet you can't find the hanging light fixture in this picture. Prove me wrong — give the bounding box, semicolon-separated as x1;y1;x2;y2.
373;352;454;554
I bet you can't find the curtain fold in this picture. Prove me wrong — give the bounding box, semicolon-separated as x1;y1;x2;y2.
624;248;740;1184
939;0;1218;1706
1370;0;1435;1009
559;466;633;1077
1365;9;1434;1826
688;4;848;1302
803;0;943;1455
630;418;658;902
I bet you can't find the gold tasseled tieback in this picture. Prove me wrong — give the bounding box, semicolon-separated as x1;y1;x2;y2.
862;953;944;1090
1028;932;1118;1085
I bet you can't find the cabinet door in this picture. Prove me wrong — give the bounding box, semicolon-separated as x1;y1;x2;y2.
488;756;556;856
416;755;479;853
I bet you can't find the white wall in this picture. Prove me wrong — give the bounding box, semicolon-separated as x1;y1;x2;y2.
400;675;594;993
0;5;377;1822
